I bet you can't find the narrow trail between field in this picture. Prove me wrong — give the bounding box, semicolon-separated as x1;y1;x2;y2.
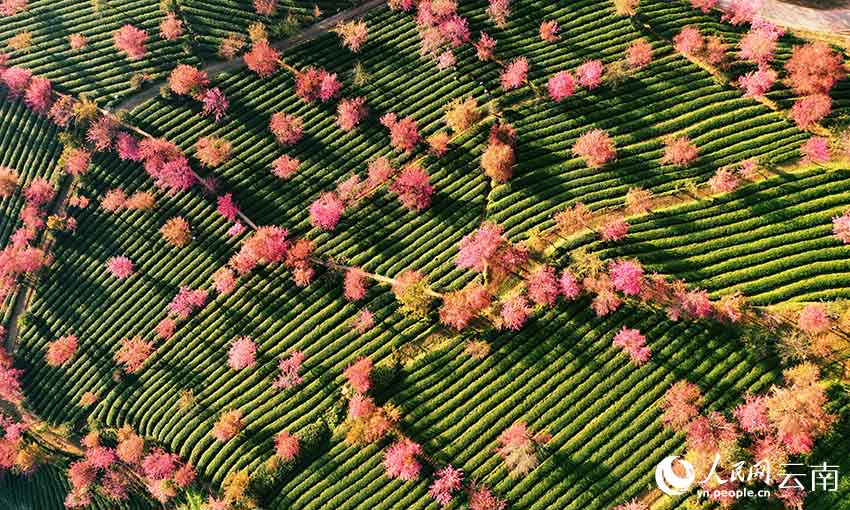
110;0;388;114
718;0;850;34
3;175;75;354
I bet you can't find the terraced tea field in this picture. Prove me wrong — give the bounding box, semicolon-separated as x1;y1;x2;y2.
1;0;850;509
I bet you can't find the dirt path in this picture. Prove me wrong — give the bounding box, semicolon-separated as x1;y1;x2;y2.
110;0;387;114
718;0;850;33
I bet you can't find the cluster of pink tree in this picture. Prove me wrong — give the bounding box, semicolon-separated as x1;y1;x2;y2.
45;335;78;367
114;336;155;374
295;66;343;103
573;129;616;169
410;0;470;68
0;350;24;404
0;411;32;474
673;26;727;67
0;174;54;304
380;112;420;153
212;409;244;441
786;42;844;130
168;64;228;122
660;363;833;508
66;425;195;507
456;221;528;284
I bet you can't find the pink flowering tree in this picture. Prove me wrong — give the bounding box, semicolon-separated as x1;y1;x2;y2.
612;327;651;365
496;422;549;478
626;39;653;69
499;294;530;331
46;335;78;367
380;113;420;153
106;256;135;279
113;25;147;60
389;164;433;210
500;58;528;91
785;42;845;96
547;71;575;102
269;112;304;146
273;351;305;390
661;380;703;431
274;431;300;461
272;154;299;180
573;129;616;168
114;336;154;373
336;96;368;132
384;439;422;480
212;409;244;441
309;192;345;230
428;465;464;507
344;357;372;393
661;136;698;167
738;67;776;98
244;41;280;77
832;209;850;243
576;60;604;89
526;265;559;306
227;336;257;370
801;136;830;164
790;94;831;130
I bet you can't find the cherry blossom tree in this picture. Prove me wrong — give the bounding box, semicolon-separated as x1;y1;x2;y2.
573;129;616;168
576;60;603;89
708;168;740;194
468;485;507;510
722;0;758;25
688;0;717;12
738;67;776;98
86;116;118;152
212;409;244;441
389;164;433;210
294;67;342;102
273;351;305;390
106;256;135;279
798;303;830;334
496;422;548;477
230;225;289;274
380;113;420;153
269;112;304;146
661;136;698;167
115;336;154;373
46;335;78;366
0;0;27;16
539;20;559;42
344;357;372;393
429;465;464;507
526;266;559;306
160;12;184;40
227;336;257;370
486;0;511;26
626;39;653;69
337;96;368;132
1;67;31;98
609;259;643;295
456;222;527;277
23;76;52;114
353;308;375;333
499;294;530;331
500;57;528;91
738;26;777;66
272;154;299;179
547;71;575;102
113;25;147;60
445;97;480;132
254;0;276;16
0;167;18;198
155;319;176;340
790;94;831;130
160;216;191;247
785;41;845;96
335;19;369;52
167;287;208;319
195;136;231;167
481;138;515;183
765;363;833;454
384;439;422;480
200;88;228;122
69;33;87;50
0;352;23;403
64;148;91;176
344;268;370;301
309;192;345;230
168;65;209;97
832;209;850;243
216;193;240;222
244;41;280;77
673;27;704;57
474;32;496;61
613;327;650;365
274;431;299;461
439;285;491;330
661;380;702;431
734;395;770;434
800;136;830;164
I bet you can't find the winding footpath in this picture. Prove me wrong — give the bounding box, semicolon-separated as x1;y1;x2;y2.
718;0;850;34
111;0;387;113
